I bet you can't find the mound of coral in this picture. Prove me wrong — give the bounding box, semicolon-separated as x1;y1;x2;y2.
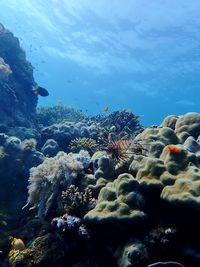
7;112;200;267
1;26;200;266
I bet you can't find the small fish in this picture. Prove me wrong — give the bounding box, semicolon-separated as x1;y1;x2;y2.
103;106;109;112
32;86;49;97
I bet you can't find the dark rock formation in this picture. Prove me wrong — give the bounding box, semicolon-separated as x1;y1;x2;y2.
0;23;37;127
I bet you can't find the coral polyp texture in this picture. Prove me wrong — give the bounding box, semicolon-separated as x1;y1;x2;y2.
69;137;99;155
1;56;200;267
25;151;86;219
84;173;146;224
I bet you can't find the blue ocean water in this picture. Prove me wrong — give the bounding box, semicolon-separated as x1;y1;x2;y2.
0;0;200;125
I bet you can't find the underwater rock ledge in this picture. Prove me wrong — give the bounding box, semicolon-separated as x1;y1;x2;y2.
0;23;37;127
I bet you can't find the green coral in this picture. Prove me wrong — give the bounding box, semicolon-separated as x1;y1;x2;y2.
84;173;146;224
129;155;174;191
130;133;200;210
161;165;200;210
69;137;99;155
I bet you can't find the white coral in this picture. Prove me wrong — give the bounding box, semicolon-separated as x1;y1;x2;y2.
26;152;84;218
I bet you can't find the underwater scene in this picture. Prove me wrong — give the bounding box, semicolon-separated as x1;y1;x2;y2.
0;1;200;267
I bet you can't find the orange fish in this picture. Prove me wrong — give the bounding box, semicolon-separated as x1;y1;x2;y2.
166;145;181;155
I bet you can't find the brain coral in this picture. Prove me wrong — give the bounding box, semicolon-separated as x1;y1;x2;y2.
84;173;146;224
129;155;175;191
130;127;200;210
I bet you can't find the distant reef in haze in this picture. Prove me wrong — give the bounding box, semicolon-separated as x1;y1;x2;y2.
0;23;37;127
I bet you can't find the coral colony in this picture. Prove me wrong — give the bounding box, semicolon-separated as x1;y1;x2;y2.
0;23;200;267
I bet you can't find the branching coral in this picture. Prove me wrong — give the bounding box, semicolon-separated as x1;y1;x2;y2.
37;102;85;126
69;137;99;155
90;110;143;138
61;185;97;218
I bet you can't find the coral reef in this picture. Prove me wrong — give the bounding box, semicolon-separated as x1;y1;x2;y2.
9;234;65;267
52;213;90;239
41;138;60;157
90;110;143;138
0;134;44;215
174;112;200;140
84;173;146;224
69;137;99;155
1;52;200;267
40;121;102;152
0;23;38;127
25;151;86;219
61;185;96;218
37;102;85;126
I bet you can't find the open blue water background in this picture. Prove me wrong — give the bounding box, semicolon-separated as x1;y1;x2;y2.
0;0;200;125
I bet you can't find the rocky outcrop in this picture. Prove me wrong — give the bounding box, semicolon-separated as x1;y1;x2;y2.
0;23;37;127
